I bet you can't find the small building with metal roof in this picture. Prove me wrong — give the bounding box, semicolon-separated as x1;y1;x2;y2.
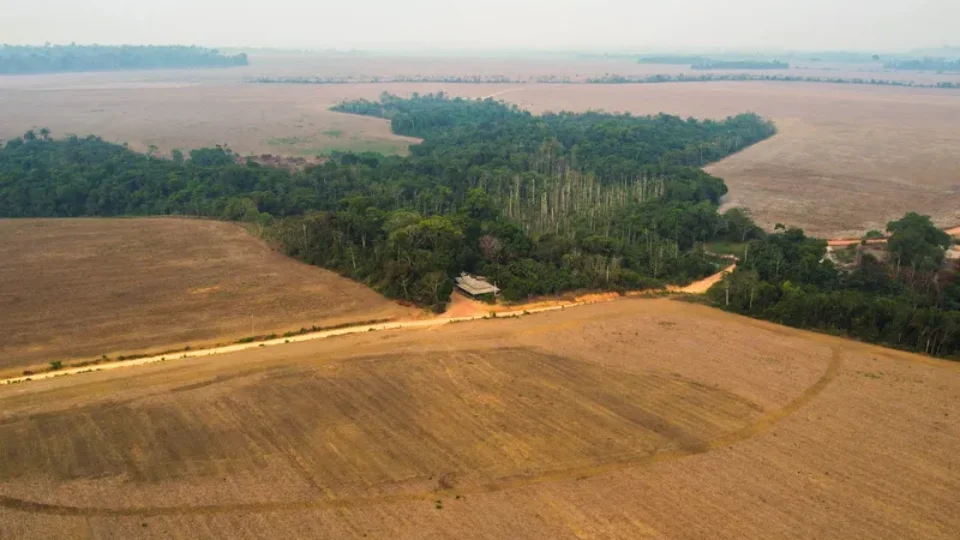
454;273;500;297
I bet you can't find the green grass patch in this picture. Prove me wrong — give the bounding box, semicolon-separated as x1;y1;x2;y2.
705;241;748;259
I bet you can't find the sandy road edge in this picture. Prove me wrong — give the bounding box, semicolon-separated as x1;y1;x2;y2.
0;305;570;386
0;265;732;387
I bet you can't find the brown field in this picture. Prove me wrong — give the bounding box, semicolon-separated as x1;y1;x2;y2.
0;298;957;538
3;55;960;235
0;218;414;373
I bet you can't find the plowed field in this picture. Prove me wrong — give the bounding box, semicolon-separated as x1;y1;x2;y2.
1;298;956;539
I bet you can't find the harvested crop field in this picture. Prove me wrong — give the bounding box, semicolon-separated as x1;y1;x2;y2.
0;82;422;158
0;218;414;374
0;298;957;539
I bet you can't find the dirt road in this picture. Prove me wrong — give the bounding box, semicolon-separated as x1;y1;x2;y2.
827;224;960;247
1;265;735;386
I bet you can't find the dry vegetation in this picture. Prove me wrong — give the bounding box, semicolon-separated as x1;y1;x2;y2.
0;298;956;539
0;218;414;374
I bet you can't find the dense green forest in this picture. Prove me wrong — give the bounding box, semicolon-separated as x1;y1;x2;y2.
0;94;775;310
0;45;248;74
710;214;960;358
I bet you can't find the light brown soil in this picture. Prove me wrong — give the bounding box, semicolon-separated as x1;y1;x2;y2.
0;218;414;373
0;298;956;539
0;82;422;158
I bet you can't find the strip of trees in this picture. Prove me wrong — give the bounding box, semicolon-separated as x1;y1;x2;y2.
0;45;248;74
250;73;960;90
586;73;960;89
884;57;960;73
711;213;960;358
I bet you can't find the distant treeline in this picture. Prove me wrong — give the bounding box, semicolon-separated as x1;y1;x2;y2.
691;60;789;70
586;73;960;89
884;57;960;73
250;75;573;84
637;57;789;70
0;45;248;74
251;74;960;90
636;55;709;65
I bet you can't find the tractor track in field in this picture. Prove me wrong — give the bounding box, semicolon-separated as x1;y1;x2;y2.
0;346;843;517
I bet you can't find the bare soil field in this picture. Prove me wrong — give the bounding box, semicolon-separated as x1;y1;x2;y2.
2;56;960;235
0;218;414;373
0;82;422;158
0;298;956;539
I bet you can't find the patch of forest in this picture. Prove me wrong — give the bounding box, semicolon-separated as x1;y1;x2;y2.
711;213;960;358
0;44;248;74
0;94;774;310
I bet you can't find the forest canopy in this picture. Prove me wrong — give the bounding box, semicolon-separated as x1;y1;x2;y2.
0;44;248;74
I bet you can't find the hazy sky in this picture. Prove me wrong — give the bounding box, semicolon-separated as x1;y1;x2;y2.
1;0;957;52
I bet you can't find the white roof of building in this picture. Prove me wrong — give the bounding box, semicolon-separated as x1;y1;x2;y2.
455;273;500;296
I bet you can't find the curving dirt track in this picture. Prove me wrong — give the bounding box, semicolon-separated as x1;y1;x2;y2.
1;298;957;539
